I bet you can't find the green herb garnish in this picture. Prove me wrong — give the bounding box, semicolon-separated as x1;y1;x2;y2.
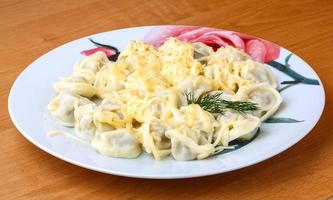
184;91;259;115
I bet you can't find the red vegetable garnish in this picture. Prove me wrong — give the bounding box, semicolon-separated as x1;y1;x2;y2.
80;47;116;57
143;26;280;63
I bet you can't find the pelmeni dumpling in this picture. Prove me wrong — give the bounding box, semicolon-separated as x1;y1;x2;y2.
99;94;123;112
204;65;235;92
74;99;126;139
167;127;199;161
193;42;213;64
165;104;217;160
73;51;109;84
93;101;126;133
125;88;180;123
53;76;96;98
233;60;277;88
236;83;282;121
204;46;266;92
170;104;217;134
214;111;261;146
74;103;97;140
166;126;215;161
53;52;109;98
204;55;241;92
47;92;92;127
208;45;250;65
138;120;171;160
91;129;141;158
94;62;126;98
177;75;216;104
150;122;171;150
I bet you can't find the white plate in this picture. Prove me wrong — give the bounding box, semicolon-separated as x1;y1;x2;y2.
8;26;325;179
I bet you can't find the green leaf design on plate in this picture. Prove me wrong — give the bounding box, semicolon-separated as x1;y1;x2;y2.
88;38;120;61
267;60;319;85
284;53;292;68
264;117;304;123
278;82;300;92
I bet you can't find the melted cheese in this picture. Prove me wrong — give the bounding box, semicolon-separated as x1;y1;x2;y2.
159;38;203;86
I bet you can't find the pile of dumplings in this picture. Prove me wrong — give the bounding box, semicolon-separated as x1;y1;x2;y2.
47;38;282;160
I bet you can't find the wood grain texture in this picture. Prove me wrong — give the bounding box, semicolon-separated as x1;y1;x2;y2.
1;0;332;199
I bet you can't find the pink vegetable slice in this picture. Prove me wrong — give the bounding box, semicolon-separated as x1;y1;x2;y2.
192;34;230;47
260;40;280;62
143;25;280;63
80;47;116;57
232;31;255;40
178;28;245;48
203;31;245;49
233;32;280;62
245;39;267;63
177;27;219;41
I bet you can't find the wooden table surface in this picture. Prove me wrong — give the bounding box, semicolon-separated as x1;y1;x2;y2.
1;0;333;199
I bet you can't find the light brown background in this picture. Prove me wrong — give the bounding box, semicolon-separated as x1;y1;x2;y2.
1;0;332;199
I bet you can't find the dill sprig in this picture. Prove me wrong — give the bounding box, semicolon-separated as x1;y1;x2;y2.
184;91;259;115
183;91;198;105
